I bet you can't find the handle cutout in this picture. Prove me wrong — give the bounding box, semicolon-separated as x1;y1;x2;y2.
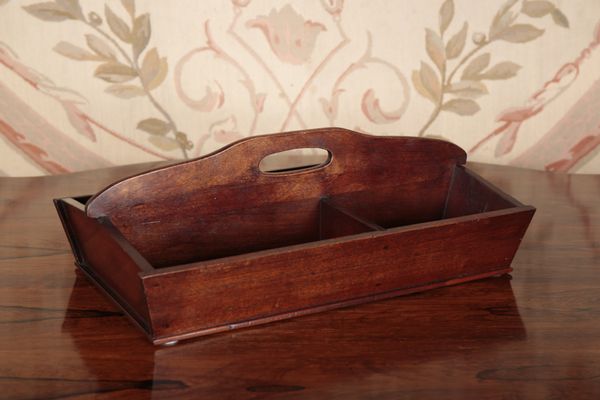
259;148;332;174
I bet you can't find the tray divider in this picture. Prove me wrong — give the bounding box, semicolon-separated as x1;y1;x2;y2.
319;198;384;240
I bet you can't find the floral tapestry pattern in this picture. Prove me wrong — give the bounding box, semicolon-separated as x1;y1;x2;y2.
0;0;599;176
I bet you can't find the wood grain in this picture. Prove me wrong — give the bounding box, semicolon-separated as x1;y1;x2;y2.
54;129;532;343
1;160;598;399
85;128;466;267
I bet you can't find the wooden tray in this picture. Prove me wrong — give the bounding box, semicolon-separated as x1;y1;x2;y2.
54;128;535;345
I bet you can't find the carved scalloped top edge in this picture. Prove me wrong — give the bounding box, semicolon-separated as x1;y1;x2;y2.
85;127;467;218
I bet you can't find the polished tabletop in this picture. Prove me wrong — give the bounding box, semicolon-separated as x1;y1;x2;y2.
1;162;599;399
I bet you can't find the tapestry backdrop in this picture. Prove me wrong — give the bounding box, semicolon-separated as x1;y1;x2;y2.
0;0;599;176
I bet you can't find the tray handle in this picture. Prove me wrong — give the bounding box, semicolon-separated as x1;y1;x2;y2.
233;128;355;175
86;128;466;218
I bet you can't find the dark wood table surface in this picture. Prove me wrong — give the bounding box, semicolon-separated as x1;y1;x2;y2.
1;162;599;399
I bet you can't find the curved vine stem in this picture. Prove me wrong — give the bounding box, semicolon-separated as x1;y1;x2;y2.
280;19;349;131
445;41;489;85
205;21;260;137
228;9;307;129
84;19;189;159
418;40;490;137
418;62;446;137
324;32;409;126
417;99;443;137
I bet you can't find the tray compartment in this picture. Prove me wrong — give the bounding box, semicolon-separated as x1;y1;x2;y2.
323;165;523;230
444;165;520;218
139;198;383;268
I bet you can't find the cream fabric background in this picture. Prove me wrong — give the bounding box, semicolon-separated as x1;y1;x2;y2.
0;0;599;176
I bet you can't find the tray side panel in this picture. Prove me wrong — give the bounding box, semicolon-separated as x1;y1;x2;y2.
444;165;518;218
143;207;534;342
55;199;152;332
153;199;323;267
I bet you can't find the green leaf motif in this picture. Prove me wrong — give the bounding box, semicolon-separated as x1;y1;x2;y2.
442;98;480;115
551;9;569;28
105;84;145;98
105;5;132;43
496;24;544;43
85;34;116;60
56;0;83;19
412;71;432;104
446;22;468;59
54;41;101;61
176;132;193;150
495;0;519;21
149;135;180;151
23;2;78;21
421;61;441;101
121;0;135;17
480;61;521;80
490;0;518;38
490;11;517;39
521;0;554;17
439;0;454;35
425;28;446;72
461;53;490;80
413;61;441;104
140;48;167;90
94;62;137;83
446;80;488;98
132;13;151;58
137;118;170;135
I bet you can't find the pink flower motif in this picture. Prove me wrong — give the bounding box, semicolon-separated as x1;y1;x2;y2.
247;5;326;65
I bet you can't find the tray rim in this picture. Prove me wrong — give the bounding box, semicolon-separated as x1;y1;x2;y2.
140;204;534;277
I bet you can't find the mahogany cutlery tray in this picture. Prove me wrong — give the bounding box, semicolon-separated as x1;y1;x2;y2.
54;128;535;344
